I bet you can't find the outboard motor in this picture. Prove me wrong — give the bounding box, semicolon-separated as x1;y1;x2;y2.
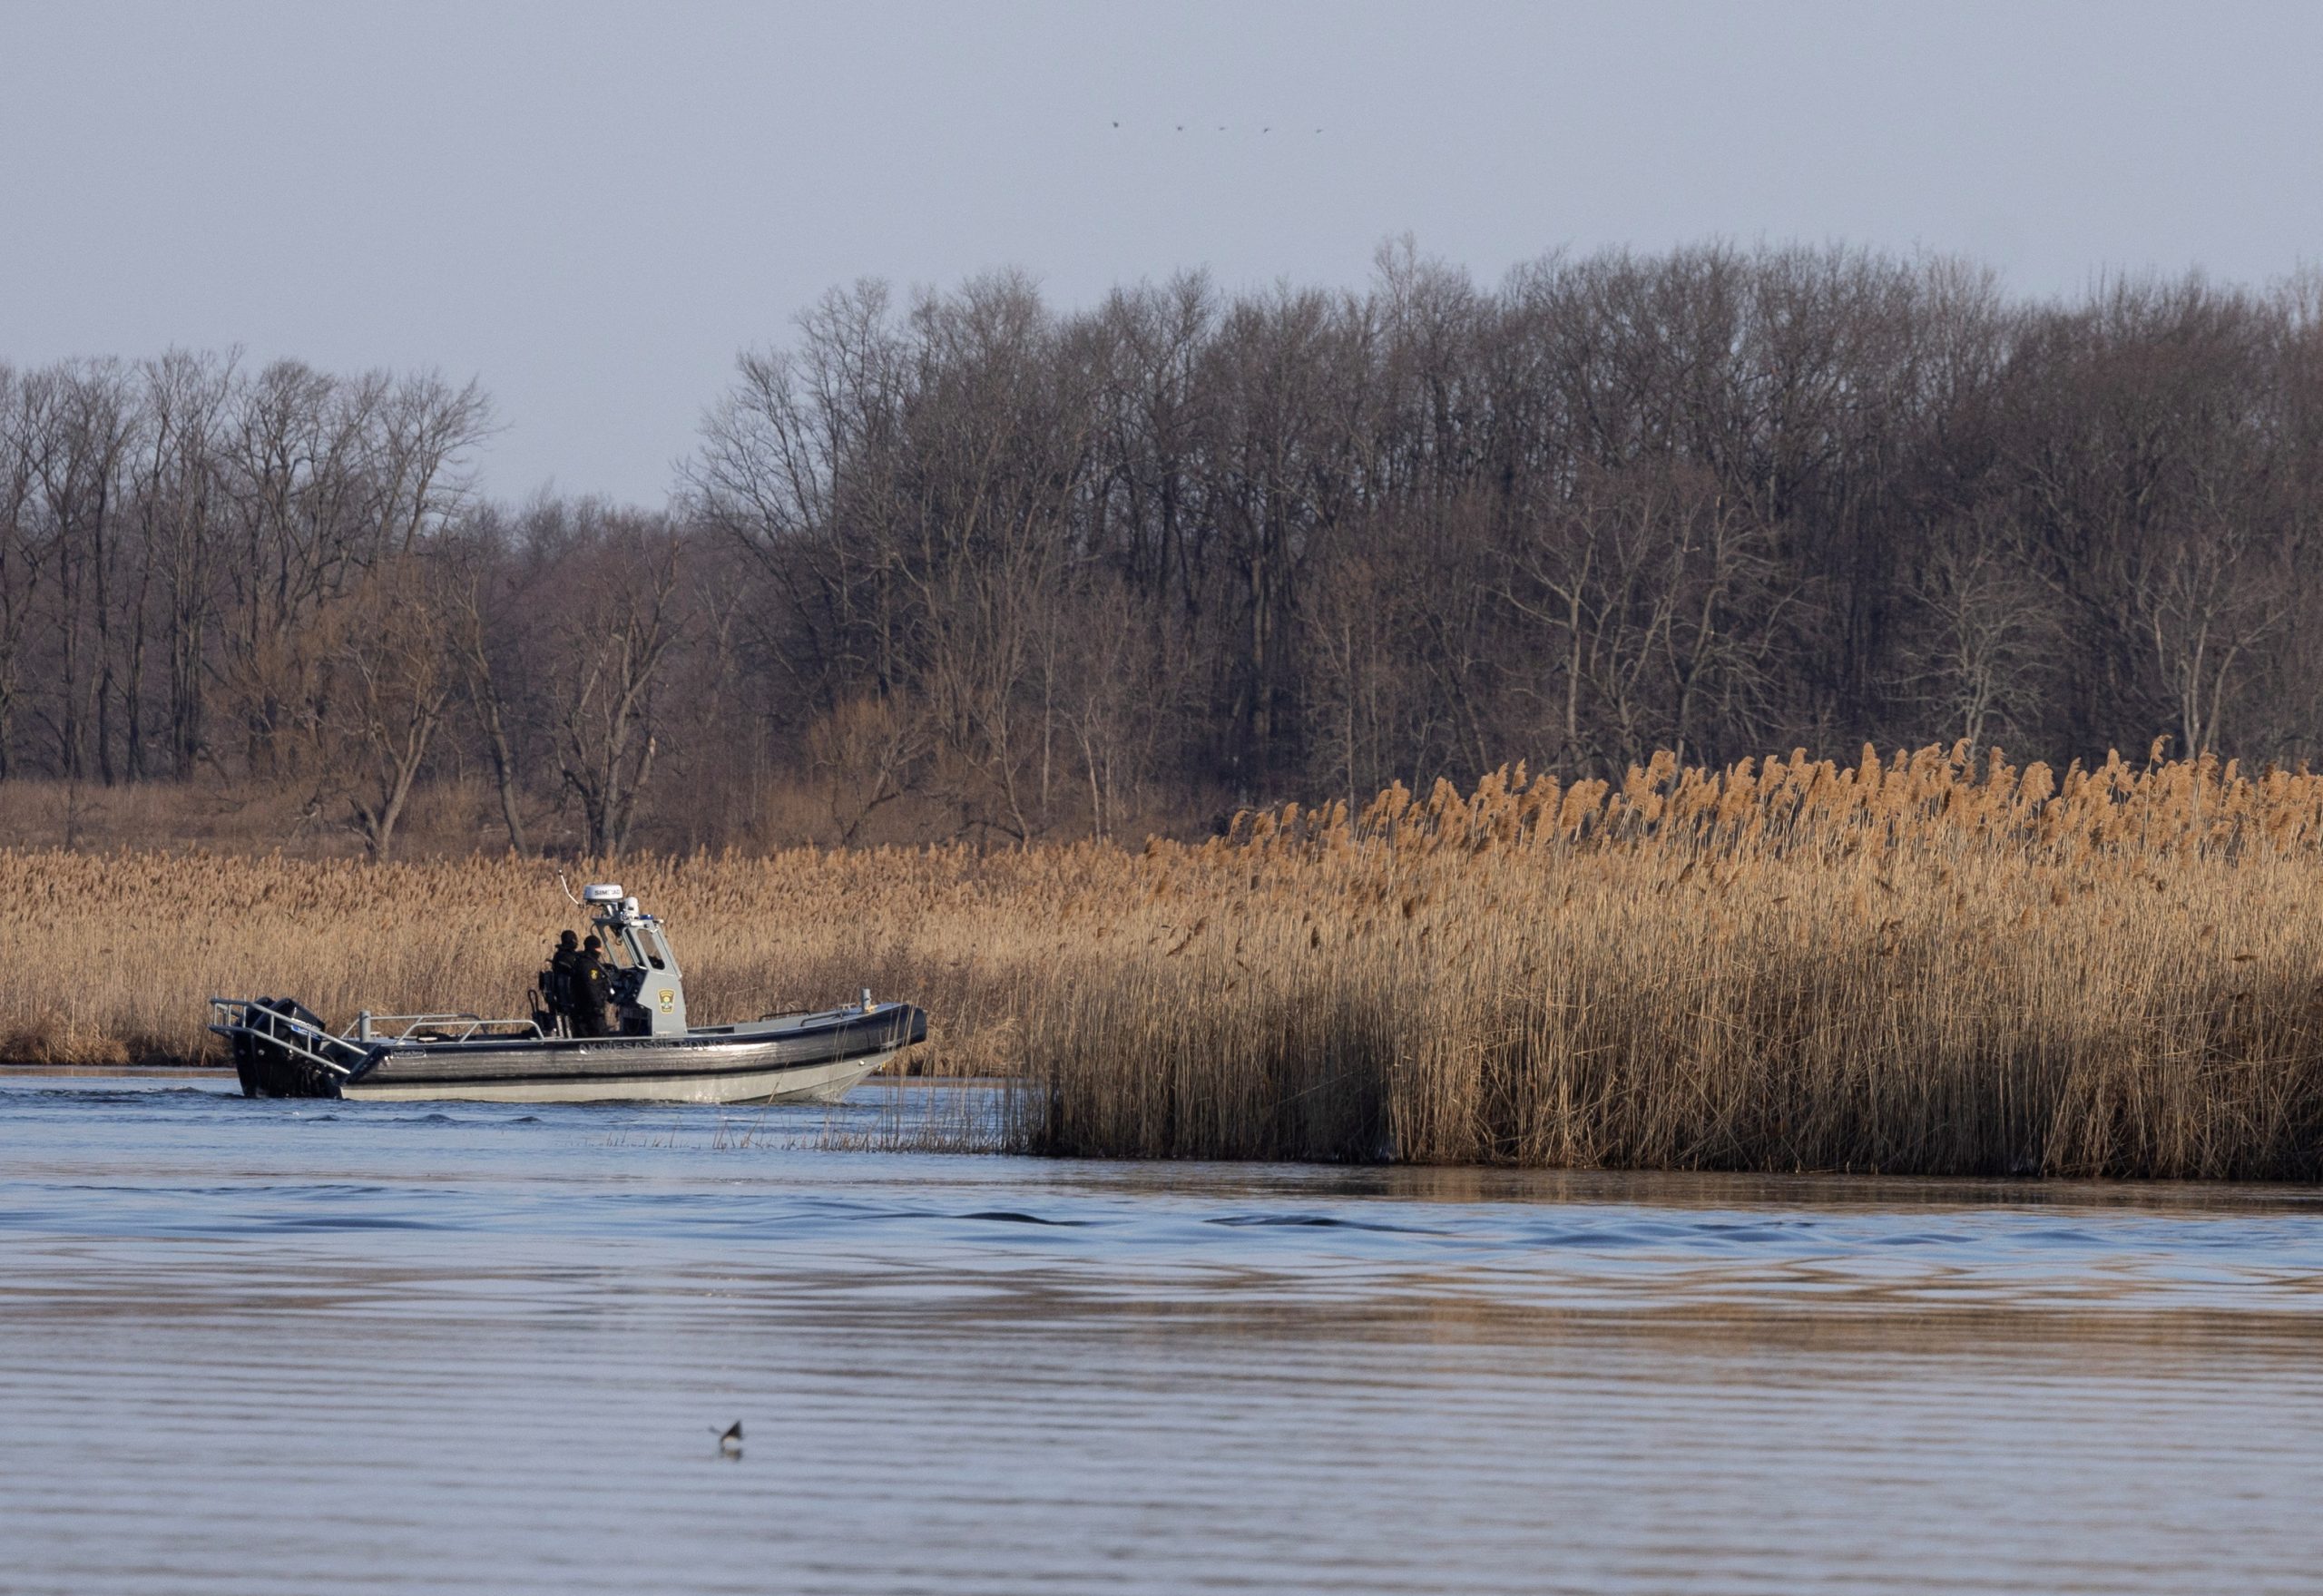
211;996;368;1098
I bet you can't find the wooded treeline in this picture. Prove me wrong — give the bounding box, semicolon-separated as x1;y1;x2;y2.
8;242;2323;854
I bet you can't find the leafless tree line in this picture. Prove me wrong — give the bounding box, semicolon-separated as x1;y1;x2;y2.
0;354;700;855
10;243;2323;853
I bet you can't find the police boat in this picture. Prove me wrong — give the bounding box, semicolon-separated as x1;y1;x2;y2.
210;884;927;1104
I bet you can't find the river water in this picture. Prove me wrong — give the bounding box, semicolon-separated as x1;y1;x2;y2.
4;1076;2320;1594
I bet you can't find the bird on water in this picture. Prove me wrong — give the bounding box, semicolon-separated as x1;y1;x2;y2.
714;1420;742;1455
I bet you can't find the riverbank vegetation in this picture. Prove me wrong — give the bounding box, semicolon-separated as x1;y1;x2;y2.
19;744;2323;1180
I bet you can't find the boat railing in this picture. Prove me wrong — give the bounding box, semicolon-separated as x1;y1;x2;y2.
353;1012;544;1043
208;998;370;1080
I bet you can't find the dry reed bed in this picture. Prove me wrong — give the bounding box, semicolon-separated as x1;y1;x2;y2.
15;743;2323;1178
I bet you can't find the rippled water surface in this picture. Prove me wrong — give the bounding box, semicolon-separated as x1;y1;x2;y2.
5;1076;2323;1594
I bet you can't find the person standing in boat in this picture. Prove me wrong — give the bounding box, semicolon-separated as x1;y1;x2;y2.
547;930;583;1034
573;934;613;1037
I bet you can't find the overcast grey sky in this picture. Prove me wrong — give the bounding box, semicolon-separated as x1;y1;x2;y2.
4;1;2319;505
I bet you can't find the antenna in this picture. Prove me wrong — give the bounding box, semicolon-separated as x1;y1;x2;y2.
556;872;582;907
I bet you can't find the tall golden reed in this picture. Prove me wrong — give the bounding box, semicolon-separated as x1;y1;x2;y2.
15;741;2323;1178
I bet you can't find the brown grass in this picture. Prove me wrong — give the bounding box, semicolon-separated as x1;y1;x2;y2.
19;741;2323;1178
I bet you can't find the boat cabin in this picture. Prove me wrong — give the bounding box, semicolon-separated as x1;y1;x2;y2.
581;883;689;1035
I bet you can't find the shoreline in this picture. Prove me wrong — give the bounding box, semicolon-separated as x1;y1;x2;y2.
0;1064;232;1077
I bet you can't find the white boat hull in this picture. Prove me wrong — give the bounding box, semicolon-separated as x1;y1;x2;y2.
342;1048;899;1106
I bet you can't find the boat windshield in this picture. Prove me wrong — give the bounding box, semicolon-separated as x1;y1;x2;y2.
594;922;666;973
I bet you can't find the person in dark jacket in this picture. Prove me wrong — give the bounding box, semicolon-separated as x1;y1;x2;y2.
573;934;613;1037
547;930;582;1033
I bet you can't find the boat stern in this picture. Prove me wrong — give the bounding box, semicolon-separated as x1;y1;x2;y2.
210;998;373;1098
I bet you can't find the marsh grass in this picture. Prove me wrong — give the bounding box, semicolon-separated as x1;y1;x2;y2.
20;741;2323;1177
820;1078;1024;1154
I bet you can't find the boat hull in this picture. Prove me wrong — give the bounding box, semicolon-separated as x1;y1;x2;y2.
227;1003;928;1106
342;1046;899;1105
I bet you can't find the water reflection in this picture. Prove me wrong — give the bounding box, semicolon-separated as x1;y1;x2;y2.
3;1078;2318;1594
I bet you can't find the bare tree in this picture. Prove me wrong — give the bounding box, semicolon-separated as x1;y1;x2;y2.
215;364;489;778
1891;512;2055;749
318;553;460;858
133;349;235;778
547;514;688;857
0;364;48;778
2135;507;2297;756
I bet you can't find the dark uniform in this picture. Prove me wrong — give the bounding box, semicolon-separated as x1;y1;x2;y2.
547;931;583;1034
572;935;612;1037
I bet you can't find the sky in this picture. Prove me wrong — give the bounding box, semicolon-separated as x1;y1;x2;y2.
4;0;2320;506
